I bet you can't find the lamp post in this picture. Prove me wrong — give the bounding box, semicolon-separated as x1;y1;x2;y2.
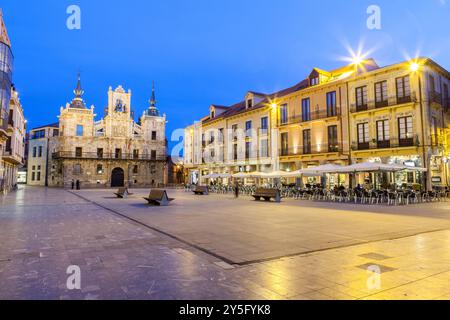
410;61;430;191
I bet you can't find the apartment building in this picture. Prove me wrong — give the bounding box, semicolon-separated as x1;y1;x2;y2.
347;58;450;189
1;87;26;192
184;57;450;189
27;123;59;186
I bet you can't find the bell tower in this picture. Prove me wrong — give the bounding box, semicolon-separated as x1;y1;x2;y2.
104;85;133;138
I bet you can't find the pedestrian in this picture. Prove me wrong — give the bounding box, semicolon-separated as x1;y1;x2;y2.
76;180;80;190
71;179;75;190
234;179;239;199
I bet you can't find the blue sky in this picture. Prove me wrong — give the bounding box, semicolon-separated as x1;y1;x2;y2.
2;0;450;150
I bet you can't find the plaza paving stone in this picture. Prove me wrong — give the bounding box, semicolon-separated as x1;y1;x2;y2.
0;186;450;300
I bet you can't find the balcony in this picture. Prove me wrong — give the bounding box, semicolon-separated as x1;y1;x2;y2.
352;137;416;151
279;144;342;157
52;151;166;161
0;117;7;136
429;91;442;105
350;93;416;113
2;147;24;165
278;109;341;126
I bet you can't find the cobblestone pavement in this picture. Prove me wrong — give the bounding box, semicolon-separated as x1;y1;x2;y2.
1;186;450;300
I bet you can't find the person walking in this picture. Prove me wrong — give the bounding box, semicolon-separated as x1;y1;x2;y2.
234;179;239;199
76;180;80;190
71;179;75;190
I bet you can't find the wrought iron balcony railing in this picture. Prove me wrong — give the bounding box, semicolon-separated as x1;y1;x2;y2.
351;137;417;151
350;93;416;113
278;109;341;126
52;151;166;161
279;144;342;157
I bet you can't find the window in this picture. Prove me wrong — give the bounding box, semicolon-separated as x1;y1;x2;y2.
232;124;238;140
245;121;252;137
326;91;337;116
261;117;268;134
151;131;157;140
150;164;156;174
245;141;251;159
444;83;449;110
281;132;289;156
396;76;411;103
75;147;82;158
280;104;288;124
37;172;41;181
429;75;436;92
73;164;82;175
31;172;35;181
33;146;37;158
31;130;45;139
357;123;370;149
97;164;103;174
133;149;139;159
376;120;390;148
218;128;224;143
97;148;103;158
310;77;319;86
303;129;311;154
53;129;59;137
76;125;84;137
301;98;310;121
151;150;157;160
375;81;388;107
355;86;368;110
210;131;215;144
133;165;138;174
247;99;253;108
233;144;238;160
38;146;43;157
260;139;269;158
328;125;338;152
115;148;122;159
398;116;413;146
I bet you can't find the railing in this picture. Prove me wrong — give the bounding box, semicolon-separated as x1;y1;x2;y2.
278;109;341;126
0;117;7;133
350;93;416;113
52;151;166;161
279;144;342;157
351;137;417;151
429;91;442;105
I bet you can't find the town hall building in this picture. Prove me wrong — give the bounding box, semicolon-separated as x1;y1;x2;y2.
27;76;167;188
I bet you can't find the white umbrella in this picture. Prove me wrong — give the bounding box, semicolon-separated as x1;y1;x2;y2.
218;173;232;178
232;172;266;179
300;164;344;175
262;170;294;178
334;162;409;173
232;172;250;178
400;165;427;172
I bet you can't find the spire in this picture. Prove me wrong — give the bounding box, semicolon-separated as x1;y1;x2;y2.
70;73;86;109
0;9;11;47
73;72;84;98
150;81;156;108
145;81;160;116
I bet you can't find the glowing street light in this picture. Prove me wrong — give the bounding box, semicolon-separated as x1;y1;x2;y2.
410;62;420;72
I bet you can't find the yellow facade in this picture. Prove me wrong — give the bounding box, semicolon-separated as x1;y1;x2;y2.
184;58;450;188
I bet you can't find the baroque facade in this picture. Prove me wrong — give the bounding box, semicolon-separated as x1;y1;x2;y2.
27;77;167;188
184;57;450;190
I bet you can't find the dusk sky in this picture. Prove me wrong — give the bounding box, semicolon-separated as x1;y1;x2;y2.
3;0;450;150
